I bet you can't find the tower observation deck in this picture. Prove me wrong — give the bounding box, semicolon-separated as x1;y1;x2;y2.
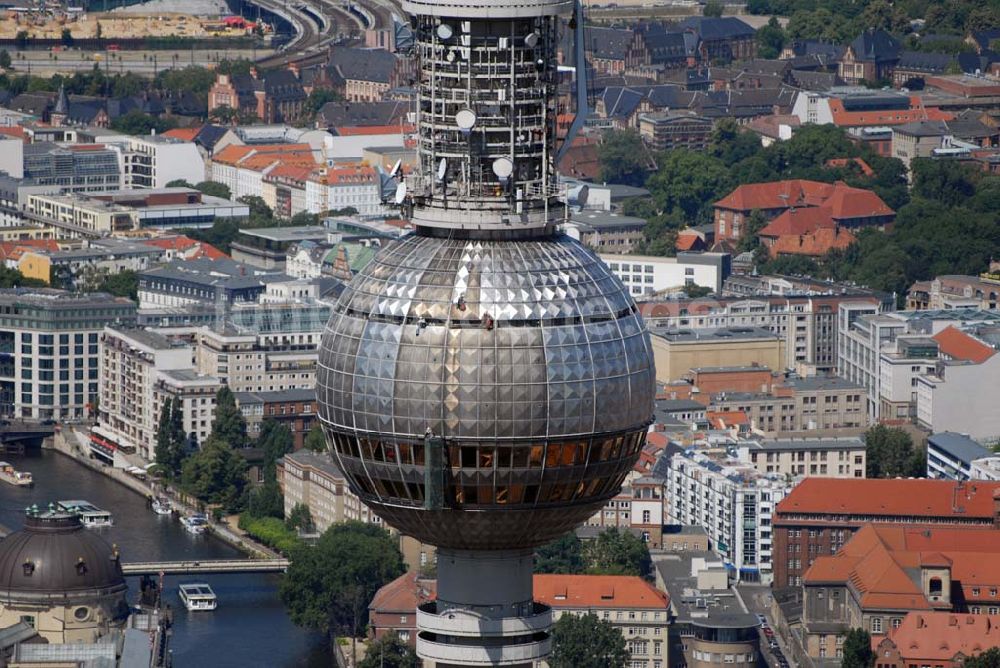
316;0;656;663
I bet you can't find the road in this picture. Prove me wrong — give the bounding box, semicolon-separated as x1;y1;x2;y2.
738;584;795;668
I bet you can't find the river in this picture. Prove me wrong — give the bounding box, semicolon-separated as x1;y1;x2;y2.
0;449;330;667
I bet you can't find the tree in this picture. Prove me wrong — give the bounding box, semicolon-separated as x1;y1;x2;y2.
358;634;419;668
0;51;11;70
597;129;649;187
257;420;294;470
549;612;630;668
209;386;247;448
0;267;46;289
286;502;315;533
238;195;273;222
166;179;194;189
154;399;177;475
14;31;29;50
756;17;786;59
96;270;138;300
966;648;1000;667
247;477;284;519
110;110;176;136
737;209;768;253
303;424;327;452
60;28;74;48
280;522;405;658
864;424;924;479
306;87;339;116
703;0;724;17
195;181;232;200
584;528;652;576
841;628;874;668
535;532;585;574
180;435;248;509
646;150;733;223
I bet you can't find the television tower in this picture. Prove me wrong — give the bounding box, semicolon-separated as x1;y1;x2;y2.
316;0;656;662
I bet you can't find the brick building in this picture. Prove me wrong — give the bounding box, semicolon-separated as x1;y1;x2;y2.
773;478;1000;588
873;611;1000;668
368;571;436;648
234;388;317;450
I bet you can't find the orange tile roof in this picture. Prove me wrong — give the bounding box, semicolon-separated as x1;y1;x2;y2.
760;207;835;237
823;182;895;220
716;180;893;220
828;97;954;127
706;410;749;428
163;127;200;142
0;126;27;142
645;432;668;449
766;225;856;258
877;612;1000;662
0;239;60;260
141;236;227;260
333;124;415;136
777;478;1000;519
933;326;996;364
533;574;669;610
320;165;377;185
675;233;702;252
825;157;875;177
212;143;313;167
369;572;436;613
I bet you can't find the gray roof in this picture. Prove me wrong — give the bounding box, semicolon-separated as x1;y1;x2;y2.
655;552;759;629
749;436;865;452
238;226;328;242
569;211;647;230
783;375;863;392
651;326;779;342
893;120;950;137
0;287;133;310
234;388;316;405
281;449;343;480
927;431;990;465
657;399;706;412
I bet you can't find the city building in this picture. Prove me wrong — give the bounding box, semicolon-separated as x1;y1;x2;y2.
666;448;790;583
772;478;1000;588
926;432;992;481
585;476;666;548
656;552;760;668
839;28;901;84
790;89;952;136
285;240;376;280
638;113;713;151
115;135;206;189
738;436;866;478
970;455;1000;481
230;226;329;270
601;252;731;296
801;524;1000;661
567;211;648;255
650;326;786;383
15;142;121;192
303;164;384;217
314;0;657;662
0;288;137;421
137;258;276;309
534;574;670;668
234;388;317;450
907;271;1000;310
873;611;1000;668
207;71;308;124
278;449;381;532
662;525;712;552
368;571;437;649
93;327;196;462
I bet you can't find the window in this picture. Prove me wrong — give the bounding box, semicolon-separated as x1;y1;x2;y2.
871;617;882;634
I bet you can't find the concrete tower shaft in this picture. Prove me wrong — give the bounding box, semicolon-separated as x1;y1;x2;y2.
400;0;571;235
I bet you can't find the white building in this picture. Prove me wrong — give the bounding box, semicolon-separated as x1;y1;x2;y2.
279;449;381;532
93;327;220;462
109;135;205;189
600;252;731;296
916;340;1000;441
926;432;991;481
970;456;1000;481
666;448;790;584
0;289;137;422
304;165;384;216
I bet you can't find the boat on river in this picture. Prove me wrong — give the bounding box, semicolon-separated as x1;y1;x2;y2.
0;462;32;487
181;513;208;535
57;500;114;527
179;583;217;611
151;496;172;516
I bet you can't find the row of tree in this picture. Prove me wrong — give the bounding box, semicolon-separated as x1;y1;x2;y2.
535;528;652;577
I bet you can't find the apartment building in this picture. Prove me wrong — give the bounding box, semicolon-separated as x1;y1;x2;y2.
650;326;786;383
0;289;137;421
534;574;670;668
874;611;1000;668
926;432;991;481
709;375;867;435
877;334;940;420
585;476;666;548
115;135;205;189
17;142;122;192
601;252;731;296
153;369;221;456
642;295;888;376
739;436;866;478
908;270;1000;310
666;449;790;583
95;327;188;460
304;165;384;217
278;449;381;532
772;478;1000;588
137;258;274;310
234;388;317;450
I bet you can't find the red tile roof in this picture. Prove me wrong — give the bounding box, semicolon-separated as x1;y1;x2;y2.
0;126;27;142
162;127;200;142
675;232;704;252
933;326;996;364
760;207;835;237
766;224;856;258
876;612;1000;662
777;478;1000;520
716;180;894;221
828;97;954;127
706;410;749;428
369;572;436;613
140;236;227;260
0;239;60;260
822;182;895;219
333;124;415;136
533;574;669;610
825;157;875;177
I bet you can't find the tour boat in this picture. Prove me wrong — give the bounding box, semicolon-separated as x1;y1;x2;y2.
181;513;208;535
0;462;32;487
151;497;172;516
178;583;218;611
56;500;114;527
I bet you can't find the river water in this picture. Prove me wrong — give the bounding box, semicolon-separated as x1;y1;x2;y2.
0;449;330;667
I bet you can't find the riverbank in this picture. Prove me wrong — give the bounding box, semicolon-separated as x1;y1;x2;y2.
46;430;280;560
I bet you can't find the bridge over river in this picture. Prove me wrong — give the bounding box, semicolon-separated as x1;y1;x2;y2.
120;558;290;575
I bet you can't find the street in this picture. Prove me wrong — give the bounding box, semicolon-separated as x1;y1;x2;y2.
738;584;795;668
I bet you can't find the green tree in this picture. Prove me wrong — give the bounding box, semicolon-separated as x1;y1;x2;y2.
358;634;419;668
549;612;630;668
289;211;319;226
646;150;733;223
306;87;339;116
209;386;247;448
864;424;924;479
535;532;585;574
911;158;979;206
303;424;327;452
280;522;405;654
110;110;176;136
257;420;294;470
966;647;1000;667
756;17;786;59
286;502;314;533
96;270;138;300
195;181;233;200
166;179;194;189
238;195;274;222
597;129;649;187
0;51;11;70
737;209;768;253
703;0;724;17
0;267;46;289
60;28;74;48
841;628;874;668
246;477;284;519
584;528;651;576
180;435;248;509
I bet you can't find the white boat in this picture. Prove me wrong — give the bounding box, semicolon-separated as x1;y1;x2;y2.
57;500;113;527
151;497;172;516
178;583;217;611
0;462;32;487
181;514;208;535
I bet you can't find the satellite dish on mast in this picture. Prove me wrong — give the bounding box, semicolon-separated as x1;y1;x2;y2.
437;23;453;40
455;109;477;130
492;157;513;181
389;159;402;178
524;32;539;48
394;181;408;204
436;158;448;182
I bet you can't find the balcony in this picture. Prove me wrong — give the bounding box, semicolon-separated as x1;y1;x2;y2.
417;602;551;638
416;632;550;666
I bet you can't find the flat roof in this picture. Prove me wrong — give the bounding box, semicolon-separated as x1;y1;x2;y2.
927;431;990;464
238;226;327;242
655;552;759;629
651;326;779;342
747;436;865;452
570;211;647;229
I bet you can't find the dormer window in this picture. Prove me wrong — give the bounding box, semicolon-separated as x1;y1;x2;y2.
22;561;34;576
